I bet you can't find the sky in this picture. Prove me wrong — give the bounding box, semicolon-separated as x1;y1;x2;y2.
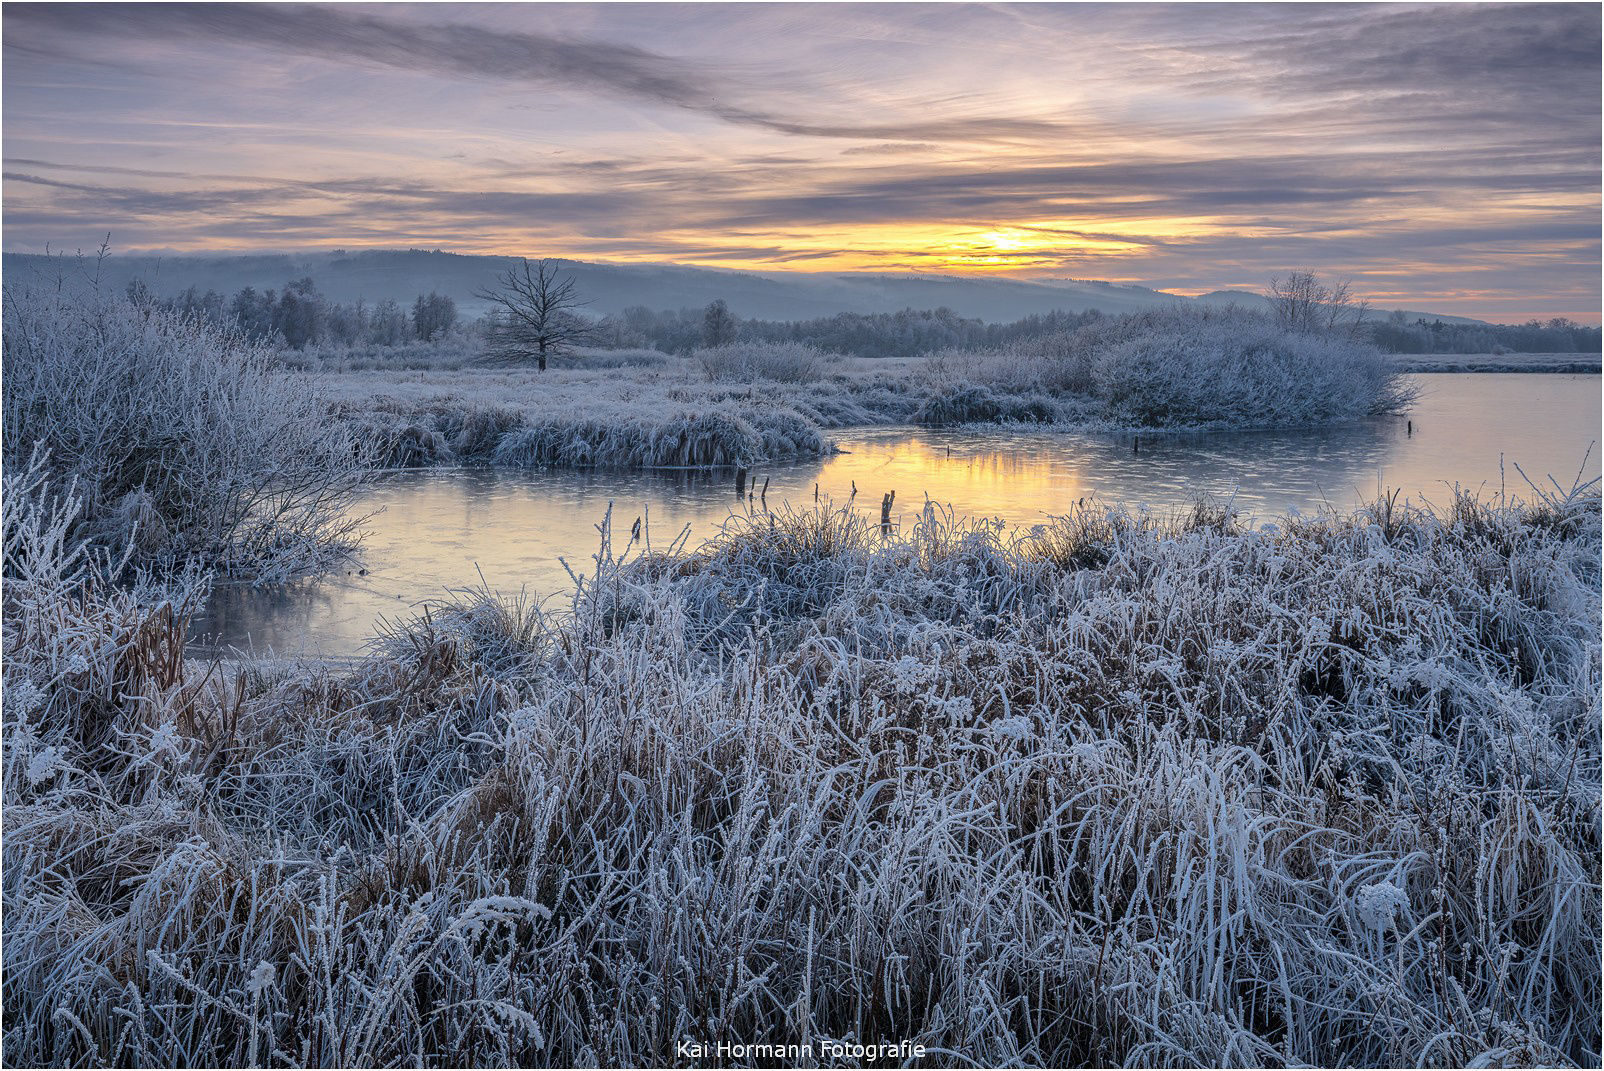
3;2;1600;321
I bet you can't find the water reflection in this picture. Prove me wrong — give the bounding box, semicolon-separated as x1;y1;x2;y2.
193;374;1599;659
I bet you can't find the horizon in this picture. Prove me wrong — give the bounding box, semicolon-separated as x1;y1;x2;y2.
0;244;1582;326
4;2;1601;322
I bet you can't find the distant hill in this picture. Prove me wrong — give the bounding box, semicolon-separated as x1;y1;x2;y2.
0;249;1490;326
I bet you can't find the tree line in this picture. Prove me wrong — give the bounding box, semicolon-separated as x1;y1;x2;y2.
1367;313;1599;355
606;302;1602;358
135;268;1599;359
140;277;459;349
595;304;1107;359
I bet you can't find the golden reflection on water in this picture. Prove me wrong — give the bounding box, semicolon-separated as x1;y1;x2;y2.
195;374;1600;659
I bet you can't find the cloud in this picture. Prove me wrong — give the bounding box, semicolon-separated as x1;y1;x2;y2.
1169;2;1600;146
2;3;1597;320
4;3;1065;143
841;143;939;156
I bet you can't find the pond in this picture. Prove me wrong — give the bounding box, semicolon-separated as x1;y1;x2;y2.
194;373;1600;659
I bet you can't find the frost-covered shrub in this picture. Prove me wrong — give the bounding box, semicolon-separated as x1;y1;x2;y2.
3;453;208;763
388;424;456;468
1083;305;1415;427
808;382;919;426
324;366;837;471
3;288;371;579
750;406;829;459
928;330;1096;396
911;382;1058;426
908;308;1413;429
446;405;528;461
1002;328;1097;393
696;341;834;384
913;383;1003;425
492;410;779;468
996;392;1060;423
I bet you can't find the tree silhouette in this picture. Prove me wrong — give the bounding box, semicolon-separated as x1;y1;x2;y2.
702;299;737;346
1265;271;1370;339
474;258;591;370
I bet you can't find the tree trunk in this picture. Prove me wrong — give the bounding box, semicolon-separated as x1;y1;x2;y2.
537;341;547;372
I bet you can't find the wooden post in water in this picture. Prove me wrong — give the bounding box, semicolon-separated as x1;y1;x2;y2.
760;476;770;505
736;467;748;495
1133;434;1140;455
850;480;857;500
1407;420;1413;437
814;482;819;502
881;490;895;531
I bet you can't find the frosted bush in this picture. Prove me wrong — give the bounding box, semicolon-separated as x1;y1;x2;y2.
490;410;786;468
915;306;1415;429
327;367;835;469
3;287;372;579
912;382;1003;425
1084;304;1415;427
696;340;834;384
924;330;1094;395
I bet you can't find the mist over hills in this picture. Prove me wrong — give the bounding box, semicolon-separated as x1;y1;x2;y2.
0;248;1491;326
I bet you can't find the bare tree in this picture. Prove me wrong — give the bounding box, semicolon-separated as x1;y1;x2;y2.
474;258;591;370
1265;271;1371;339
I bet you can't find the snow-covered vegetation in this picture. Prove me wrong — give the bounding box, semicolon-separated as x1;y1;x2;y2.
323;305;1414;472
326;368;835;470
1078;305;1417;426
697;340;837;384
2;287;371;580
5;464;1599;1065
0;289;1407;489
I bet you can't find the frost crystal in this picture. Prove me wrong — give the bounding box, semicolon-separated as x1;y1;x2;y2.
147;720;185;759
1355;882;1410;931
247;961;276;997
888;655;933;695
990;716;1032;742
25;746;64;786
931;695;974;721
7;679;46;716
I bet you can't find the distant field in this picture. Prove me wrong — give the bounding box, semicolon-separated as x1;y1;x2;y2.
1394;351;1601;373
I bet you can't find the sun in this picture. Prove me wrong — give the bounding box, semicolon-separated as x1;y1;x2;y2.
979;229;1031;252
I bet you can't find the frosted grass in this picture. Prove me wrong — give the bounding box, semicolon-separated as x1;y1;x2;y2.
4;462;1598;1066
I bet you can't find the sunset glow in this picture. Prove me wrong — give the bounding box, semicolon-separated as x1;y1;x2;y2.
3;2;1599;320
